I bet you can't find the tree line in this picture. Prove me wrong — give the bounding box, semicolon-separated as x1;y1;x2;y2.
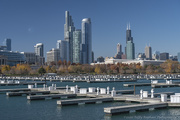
0;60;180;76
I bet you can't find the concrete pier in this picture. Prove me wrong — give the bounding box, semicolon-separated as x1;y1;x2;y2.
104;103;168;115
27;94;76;100
6;91;50;96
57;97;113;106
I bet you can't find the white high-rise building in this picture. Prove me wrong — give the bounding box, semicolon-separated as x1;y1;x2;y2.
34;43;44;57
47;48;60;63
64;11;75;63
34;43;44;65
81;18;92;64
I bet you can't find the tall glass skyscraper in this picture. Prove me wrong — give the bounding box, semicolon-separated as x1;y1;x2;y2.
64;11;75;63
126;23;135;59
57;40;69;62
81;18;92;64
73;30;81;63
34;43;44;57
4;38;11;51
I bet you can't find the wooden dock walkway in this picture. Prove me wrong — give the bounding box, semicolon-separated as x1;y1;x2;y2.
104;103;168;115
27;94;76;100
57;97;113;106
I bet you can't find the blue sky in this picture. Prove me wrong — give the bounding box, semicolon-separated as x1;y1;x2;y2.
0;0;180;59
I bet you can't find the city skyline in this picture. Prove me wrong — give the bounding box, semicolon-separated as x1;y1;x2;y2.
0;0;180;59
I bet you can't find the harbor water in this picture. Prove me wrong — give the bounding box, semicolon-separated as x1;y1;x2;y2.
1;80;180;120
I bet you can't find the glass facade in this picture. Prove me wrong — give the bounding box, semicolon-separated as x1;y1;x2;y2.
64;11;75;63
126;41;135;59
0;50;25;66
81;18;92;64
57;40;69;62
34;43;44;57
126;24;135;59
4;38;11;51
73;30;81;63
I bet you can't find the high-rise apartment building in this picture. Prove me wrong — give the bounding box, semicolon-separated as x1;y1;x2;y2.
126;24;135;59
73;29;81;63
145;45;152;60
34;43;44;65
4;38;11;51
64;11;75;63
81;18;92;64
57;40;69;62
47;48;60;64
34;43;44;57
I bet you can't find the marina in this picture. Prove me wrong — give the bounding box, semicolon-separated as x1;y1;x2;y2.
1;77;180;120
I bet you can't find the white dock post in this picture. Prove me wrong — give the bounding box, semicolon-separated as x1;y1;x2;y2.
54;84;56;90
161;94;167;102
66;85;69;92
140;89;143;99
151;89;154;98
74;85;78;94
97;87;99;95
170;80;172;84
43;84;46;90
111;87;116;97
107;86;110;94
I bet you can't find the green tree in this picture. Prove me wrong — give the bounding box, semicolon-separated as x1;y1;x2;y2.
38;66;46;75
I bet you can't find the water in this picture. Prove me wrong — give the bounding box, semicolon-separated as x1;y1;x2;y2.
1;80;180;120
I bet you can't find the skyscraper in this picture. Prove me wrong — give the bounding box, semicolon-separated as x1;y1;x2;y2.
178;52;180;62
57;40;69;62
64;11;75;63
126;23;135;59
73;29;81;63
46;48;60;64
4;38;11;51
117;43;122;55
145;45;152;60
34;43;44;65
81;18;92;64
114;43;122;59
34;43;44;57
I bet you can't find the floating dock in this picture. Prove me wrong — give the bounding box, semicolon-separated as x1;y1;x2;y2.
151;83;180;88
6;91;50;96
0;88;30;92
0;82;45;86
57;97;113;106
104;103;168;115
27;94;76;100
87;79;137;83
123;83;151;87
